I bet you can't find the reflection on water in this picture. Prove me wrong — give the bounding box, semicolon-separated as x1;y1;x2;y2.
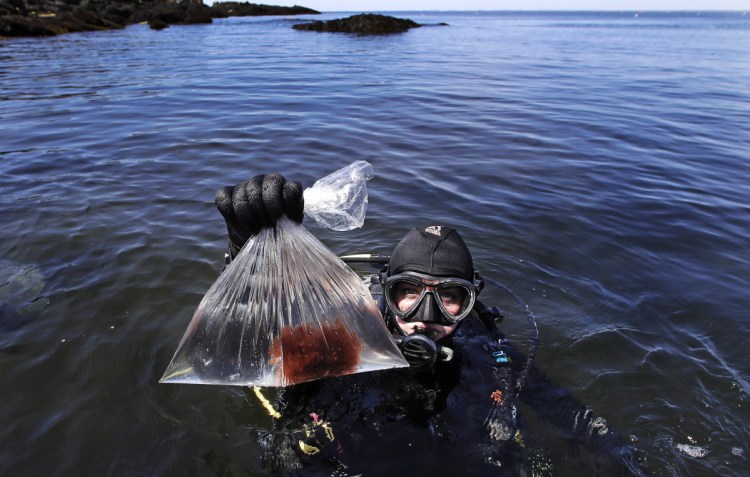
1;11;749;476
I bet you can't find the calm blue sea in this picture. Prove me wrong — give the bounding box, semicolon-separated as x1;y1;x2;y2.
1;10;749;476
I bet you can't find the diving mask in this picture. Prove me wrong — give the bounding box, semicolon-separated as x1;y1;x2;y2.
382;271;478;325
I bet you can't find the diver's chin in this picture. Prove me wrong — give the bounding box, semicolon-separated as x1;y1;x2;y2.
395;317;457;341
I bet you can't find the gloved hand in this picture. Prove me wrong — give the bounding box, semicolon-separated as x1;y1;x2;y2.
215;173;304;258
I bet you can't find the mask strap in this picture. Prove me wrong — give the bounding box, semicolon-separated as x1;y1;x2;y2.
473;270;485;294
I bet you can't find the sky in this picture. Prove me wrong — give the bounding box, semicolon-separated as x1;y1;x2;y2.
245;1;749;11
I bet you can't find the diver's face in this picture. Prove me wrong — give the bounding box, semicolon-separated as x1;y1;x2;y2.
394;282;461;340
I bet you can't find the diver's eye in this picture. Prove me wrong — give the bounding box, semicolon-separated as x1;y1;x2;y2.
438;287;463;304
395;282;421;298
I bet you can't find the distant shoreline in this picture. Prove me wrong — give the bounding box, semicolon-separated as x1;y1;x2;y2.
0;1;320;39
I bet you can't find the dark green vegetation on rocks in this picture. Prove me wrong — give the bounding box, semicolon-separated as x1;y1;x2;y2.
293;13;421;35
0;0;319;37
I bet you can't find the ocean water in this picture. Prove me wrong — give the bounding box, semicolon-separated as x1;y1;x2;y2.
1;10;749;476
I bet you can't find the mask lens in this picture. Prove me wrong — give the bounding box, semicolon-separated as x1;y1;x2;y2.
385;276;426;318
436;284;471;318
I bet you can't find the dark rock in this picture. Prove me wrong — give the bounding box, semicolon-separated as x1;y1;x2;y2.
101;3;136;25
132;2;212;25
63;6;125;31
293;13;420;35
184;3;211;23
0;2;124;36
1;13;62;36
1;0;316;38
0;0;27;16
148;18;167;29
209;2;318;19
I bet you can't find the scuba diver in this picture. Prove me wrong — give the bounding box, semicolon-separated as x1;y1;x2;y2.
215;173;648;476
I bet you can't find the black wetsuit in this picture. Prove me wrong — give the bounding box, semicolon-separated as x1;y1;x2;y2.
253;277;647;477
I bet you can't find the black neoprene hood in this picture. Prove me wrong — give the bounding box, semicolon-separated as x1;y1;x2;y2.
388;225;474;280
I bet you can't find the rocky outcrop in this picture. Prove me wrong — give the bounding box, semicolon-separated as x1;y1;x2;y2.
209;2;318;18
0;0;318;38
292;13;420;35
130;1;213;27
0;0;212;36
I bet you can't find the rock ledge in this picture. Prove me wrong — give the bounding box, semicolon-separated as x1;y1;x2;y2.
1;1;320;38
293;13;420;35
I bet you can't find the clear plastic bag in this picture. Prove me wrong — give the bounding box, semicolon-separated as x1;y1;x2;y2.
302;160;374;231
160;162;408;387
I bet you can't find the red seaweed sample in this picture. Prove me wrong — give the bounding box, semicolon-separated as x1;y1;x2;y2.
270;318;363;384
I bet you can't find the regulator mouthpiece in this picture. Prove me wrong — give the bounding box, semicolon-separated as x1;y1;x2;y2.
392;333;453;372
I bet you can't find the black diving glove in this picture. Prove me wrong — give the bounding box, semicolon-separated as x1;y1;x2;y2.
215;173;304;259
